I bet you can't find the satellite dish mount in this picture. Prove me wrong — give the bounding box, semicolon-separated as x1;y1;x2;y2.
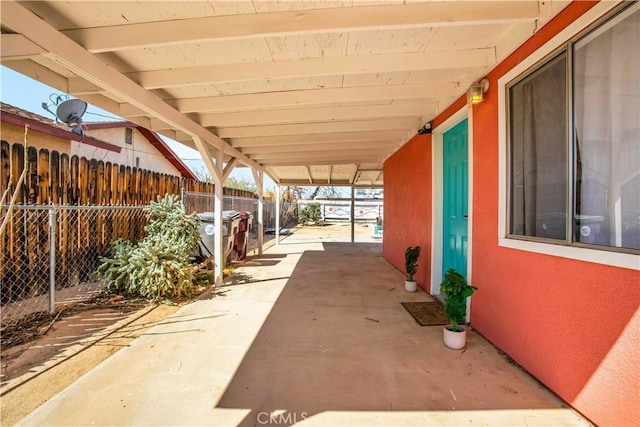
57;99;87;135
42;94;87;136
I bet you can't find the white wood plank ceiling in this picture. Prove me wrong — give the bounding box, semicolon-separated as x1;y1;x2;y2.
0;0;569;186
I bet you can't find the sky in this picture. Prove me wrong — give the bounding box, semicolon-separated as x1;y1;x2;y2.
0;65;273;189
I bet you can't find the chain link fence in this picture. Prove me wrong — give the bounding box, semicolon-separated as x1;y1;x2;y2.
1;205;147;324
1;194;293;324
182;191;283;229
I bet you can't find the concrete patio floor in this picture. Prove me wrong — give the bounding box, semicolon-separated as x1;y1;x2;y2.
17;224;589;426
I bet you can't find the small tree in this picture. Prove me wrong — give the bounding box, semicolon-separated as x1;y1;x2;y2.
96;194;202;300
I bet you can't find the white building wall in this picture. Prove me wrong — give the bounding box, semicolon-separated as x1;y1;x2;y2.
70;127;181;176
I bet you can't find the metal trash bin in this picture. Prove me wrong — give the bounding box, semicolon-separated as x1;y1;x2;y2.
233;211;253;260
198;210;241;264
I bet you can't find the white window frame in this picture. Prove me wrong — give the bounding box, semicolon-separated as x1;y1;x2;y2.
498;1;639;270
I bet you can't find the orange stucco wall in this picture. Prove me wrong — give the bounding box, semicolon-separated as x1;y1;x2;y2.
383;134;432;289
383;2;639;426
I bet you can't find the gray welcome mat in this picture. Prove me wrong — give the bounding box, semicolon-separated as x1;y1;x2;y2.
401;301;449;326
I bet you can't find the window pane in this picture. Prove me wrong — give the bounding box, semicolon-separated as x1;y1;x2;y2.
509;54;568;240
574;8;640;250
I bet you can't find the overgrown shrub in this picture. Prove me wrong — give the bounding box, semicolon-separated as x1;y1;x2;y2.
99;238;135;294
298;202;322;225
96;194;201;300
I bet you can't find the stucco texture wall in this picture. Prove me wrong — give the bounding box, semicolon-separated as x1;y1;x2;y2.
473;84;639;427
383;2;639;426
382;134;431;289
1;123;70;153
74;128;180;176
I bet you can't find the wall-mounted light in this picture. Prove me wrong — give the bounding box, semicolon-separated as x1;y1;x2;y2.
467;78;490;105
417;122;432;135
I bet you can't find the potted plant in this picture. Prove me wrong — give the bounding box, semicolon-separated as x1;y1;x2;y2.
404;246;420;292
440;268;477;349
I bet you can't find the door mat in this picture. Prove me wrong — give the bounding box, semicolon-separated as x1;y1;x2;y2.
401;301;449;326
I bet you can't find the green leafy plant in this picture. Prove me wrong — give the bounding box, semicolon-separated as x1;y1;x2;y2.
404;246;421;281
440;268;477;332
96;194;201;300
298;202;322;225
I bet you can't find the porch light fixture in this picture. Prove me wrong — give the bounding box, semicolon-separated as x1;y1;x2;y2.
468;78;489;104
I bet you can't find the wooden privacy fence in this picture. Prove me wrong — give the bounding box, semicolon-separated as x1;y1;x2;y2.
0;140;259;323
0;140;257;206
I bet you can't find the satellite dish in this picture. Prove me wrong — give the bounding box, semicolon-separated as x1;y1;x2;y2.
56;98;87;135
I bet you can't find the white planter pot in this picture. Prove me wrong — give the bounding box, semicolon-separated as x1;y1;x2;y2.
404;280;417;292
443;325;467;349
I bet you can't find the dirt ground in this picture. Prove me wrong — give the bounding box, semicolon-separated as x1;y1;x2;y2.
0;303;181;426
0;222;377;425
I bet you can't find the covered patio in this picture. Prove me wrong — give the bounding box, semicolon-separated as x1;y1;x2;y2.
3;3;634;424
17;227;587;426
0;0;566;286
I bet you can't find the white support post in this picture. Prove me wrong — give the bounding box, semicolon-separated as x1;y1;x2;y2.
213;149;224;287
193;136;225;287
251;169;264;255
350;186;355;243
275;185;281;245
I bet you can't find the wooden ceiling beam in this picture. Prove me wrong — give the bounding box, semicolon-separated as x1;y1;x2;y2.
229;130;407;148
305;166;313;184
217;118;420;138
119;102;149;118
3;60;69;93
250;148;388;161
173;83;459;113
67;77;103;95
148;118;174;131
241;140;394;155
349;165;359;185
127;49;496;89
60;2;539;53
262;157;382;167
1;34;46;59
197;101;437;128
276;178;353;186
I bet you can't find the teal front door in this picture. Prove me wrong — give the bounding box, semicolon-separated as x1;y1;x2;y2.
442;119;469;278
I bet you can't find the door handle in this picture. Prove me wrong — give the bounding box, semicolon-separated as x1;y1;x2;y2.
463;215;468;218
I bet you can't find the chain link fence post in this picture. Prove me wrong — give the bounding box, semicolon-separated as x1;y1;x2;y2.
48;208;56;313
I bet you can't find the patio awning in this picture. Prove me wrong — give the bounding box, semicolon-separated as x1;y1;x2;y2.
0;0;567;186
